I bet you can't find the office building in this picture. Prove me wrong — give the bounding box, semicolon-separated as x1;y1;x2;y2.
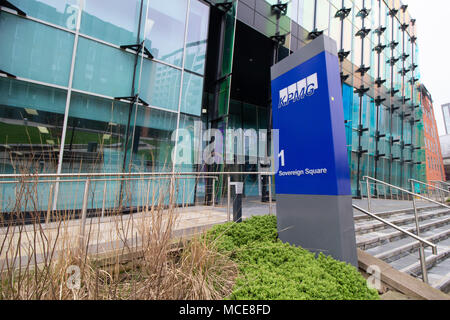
0;0;428;210
418;84;445;183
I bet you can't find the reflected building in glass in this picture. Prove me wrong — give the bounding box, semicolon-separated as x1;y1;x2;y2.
0;0;430;209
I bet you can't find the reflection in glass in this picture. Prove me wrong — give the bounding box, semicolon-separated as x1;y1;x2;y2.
0;78;68;212
9;0;79;29
181;72;204;116
139;60;181;112
316;0;330;32
299;0;315;32
0;78;67;174
185;0;209;75
0;13;74;86
72;37;135;97
130;105;177;172
145;0;188;66
81;0;142;46
62;92;129;174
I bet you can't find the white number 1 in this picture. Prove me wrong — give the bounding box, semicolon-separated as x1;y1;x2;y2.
278;150;285;167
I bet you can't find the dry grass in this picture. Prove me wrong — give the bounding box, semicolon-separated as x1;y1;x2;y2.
0;171;237;300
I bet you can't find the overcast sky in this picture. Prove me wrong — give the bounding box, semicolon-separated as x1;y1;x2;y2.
406;0;450;136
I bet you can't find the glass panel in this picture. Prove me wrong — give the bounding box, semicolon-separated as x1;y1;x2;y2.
145;0;188;67
139;60;182;112
185;0;209;75
0;77;67;175
80;0;142;46
180;72;204;116
316;0;330;32
9;0;79;29
342;18;353;57
0;13;74;86
299;0;315;32
328;5;341;44
72;37;135;97
174;113;201;204
0;78;68;212
61;92;129;174
287;0;299;24
130;106;177;172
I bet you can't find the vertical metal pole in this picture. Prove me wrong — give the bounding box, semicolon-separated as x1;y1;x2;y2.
79;179;90;252
411;181;429;284
53;0;84;211
366;180;371;212
145;178;151;212
227;176;231;222
359;181;364;200
375;183;378;200
46;184;54;224
101;181;107;218
269;175;273;215
0;184;3;214
212;178;215;208
182;179;186;208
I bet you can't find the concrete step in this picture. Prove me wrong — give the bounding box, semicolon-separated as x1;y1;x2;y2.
371;228;450;262
431;272;450;294
382;238;450;292
427;247;450;294
353;204;441;223
355;199;450;294
355;208;450;235
399;248;450;278
356;216;450;250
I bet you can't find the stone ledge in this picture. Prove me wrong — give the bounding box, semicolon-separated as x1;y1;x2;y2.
358;249;450;300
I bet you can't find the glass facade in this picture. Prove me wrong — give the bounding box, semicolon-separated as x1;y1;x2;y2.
442;103;450;135
0;0;211;211
0;0;427;210
234;0;424;196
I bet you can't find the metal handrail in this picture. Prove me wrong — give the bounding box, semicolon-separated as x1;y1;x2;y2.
363;176;450;210
1;171;277;255
0;171;277;220
409;178;450;195
352;204;438;255
430;180;450;195
0;175;219;185
362;176;446;284
431;180;450;187
0;171;275;180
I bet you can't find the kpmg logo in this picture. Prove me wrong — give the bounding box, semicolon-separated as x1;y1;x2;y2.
279;73;319;108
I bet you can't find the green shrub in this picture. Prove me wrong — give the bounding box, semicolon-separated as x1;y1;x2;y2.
205;215;278;252
206;216;379;300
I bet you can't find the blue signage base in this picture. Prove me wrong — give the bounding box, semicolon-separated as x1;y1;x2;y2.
271;35;357;267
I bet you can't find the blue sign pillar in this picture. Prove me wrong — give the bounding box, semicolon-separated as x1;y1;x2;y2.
271;35;357;266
